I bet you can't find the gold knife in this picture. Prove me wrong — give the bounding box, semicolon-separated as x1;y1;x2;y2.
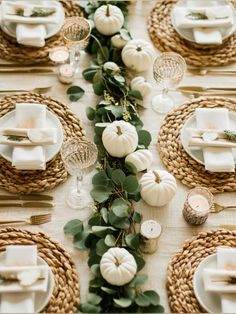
0;202;54;208
0;68;56;74
178;86;236;92
0;194;53;201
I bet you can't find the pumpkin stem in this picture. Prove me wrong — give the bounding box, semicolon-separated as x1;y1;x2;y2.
136;45;142;52
116;126;122;135
153;170;161;183
106;4;110;16
114;256;121;267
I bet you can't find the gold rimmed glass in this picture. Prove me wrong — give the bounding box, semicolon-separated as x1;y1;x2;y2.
61;138;98;210
61;17;91;72
152;52;186;114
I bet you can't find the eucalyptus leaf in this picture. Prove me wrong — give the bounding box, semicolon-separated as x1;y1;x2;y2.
79;303;101;313
87;293;102;305
125;161;138;175
104;234;116;247
88;253;101;267
138;129;152;148
90;276;105;288
73;231;90;250
64;219;83;236
101;286;117;294
86;107;95;120
111;169;126;186
128;89;143;100
123;175;140;194
83;67;99;82
144;304;165;313
92;170;109;186
106;105;123;119
135;293;151;307
111;199;130;218
67;85;85;101
96;238;109;256
143;290;160;306
97;46;109;64
108;211;130;230
90;264;101;276
90;186;113;203
113;298;132;308
120;29;132;41
100;207;108;224
129;274;148;287
92;226;116;237
125;234;139;250
132;211;142;223
93;81;104;96
114;75;125;84
131;251;145;271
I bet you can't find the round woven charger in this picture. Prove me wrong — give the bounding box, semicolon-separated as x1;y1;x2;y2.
0;93;86;194
167;229;236;313
0;0;83;64
157;96;236;194
147;0;236;66
0;227;80;313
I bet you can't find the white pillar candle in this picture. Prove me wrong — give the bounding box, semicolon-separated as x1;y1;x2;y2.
183;187;214;225
58;64;75;84
140;220;162;254
49;47;69;64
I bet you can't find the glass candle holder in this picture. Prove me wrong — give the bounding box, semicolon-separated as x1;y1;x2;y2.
183;187;214;225
49;46;69;64
140;220;162;254
58;64;75;84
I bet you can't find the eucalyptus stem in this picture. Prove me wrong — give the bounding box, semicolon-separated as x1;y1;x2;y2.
90;34;107;61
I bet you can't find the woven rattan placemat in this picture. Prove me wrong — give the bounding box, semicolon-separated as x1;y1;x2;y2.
167;229;236;313
0;227;80;313
0;93;86;194
157;96;236;193
148;0;236;66
0;0;83;64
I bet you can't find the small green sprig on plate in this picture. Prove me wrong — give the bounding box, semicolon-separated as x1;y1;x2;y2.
224;130;236;142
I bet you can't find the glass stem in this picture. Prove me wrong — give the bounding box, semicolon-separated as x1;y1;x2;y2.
76;172;83;195
162;87;168;98
70;45;80;69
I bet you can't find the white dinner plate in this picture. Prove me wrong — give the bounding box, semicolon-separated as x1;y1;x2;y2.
0;0;65;40
0;252;54;313
180;111;236;165
193;254;221;313
171;0;236;44
0;108;64;163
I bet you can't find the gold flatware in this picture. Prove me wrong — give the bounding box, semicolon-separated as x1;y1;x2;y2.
0;213;51;225
178;86;236;92
219;224;236;230
0;68;56;74
0;194;53;201
178;89;236;97
189;138;236;148
211;203;236;213
0;86;52;94
0;201;54;208
188;68;236;76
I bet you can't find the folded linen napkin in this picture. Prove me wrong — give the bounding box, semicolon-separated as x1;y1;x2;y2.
203;268;236;293
217;247;236;313
12;103;46;170
16;24;46;47
0;245;37;313
193;28;222;45
1;1;61;25
195;108;235;172
173;6;234;29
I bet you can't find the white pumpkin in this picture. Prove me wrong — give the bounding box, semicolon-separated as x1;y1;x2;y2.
125;149;153;172
121;39;155;72
111;34;128;49
140;170;177;207
130;76;152;98
94;4;124;36
102;121;138;158
100;247;137;286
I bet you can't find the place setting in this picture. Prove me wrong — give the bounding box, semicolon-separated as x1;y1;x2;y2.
148;0;236;66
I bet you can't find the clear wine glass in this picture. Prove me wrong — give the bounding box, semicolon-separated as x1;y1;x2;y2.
61;17;91;72
152;52;186;114
61;138;98;210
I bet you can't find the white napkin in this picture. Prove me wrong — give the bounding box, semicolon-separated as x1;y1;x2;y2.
16;24;46;47
217;247;236;313
193;28;222;45
12;103;46;170
0;245;37;313
173;6;234;29
195;108;235;172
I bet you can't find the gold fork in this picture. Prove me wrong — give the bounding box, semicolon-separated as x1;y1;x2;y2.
0;86;52;94
0;213;52;225
211;203;236;213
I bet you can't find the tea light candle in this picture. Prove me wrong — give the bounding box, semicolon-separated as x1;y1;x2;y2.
140;220;162;254
49;47;69;64
183;187;214;225
58;64;75;84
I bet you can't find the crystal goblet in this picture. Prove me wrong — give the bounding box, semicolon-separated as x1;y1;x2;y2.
152;52;186;114
61;138;98;210
61;17;91;72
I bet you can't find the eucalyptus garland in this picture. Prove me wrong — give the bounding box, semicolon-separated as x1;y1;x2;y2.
64;1;164;312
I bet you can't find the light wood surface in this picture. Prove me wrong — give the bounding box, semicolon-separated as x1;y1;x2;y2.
1;1;236;311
